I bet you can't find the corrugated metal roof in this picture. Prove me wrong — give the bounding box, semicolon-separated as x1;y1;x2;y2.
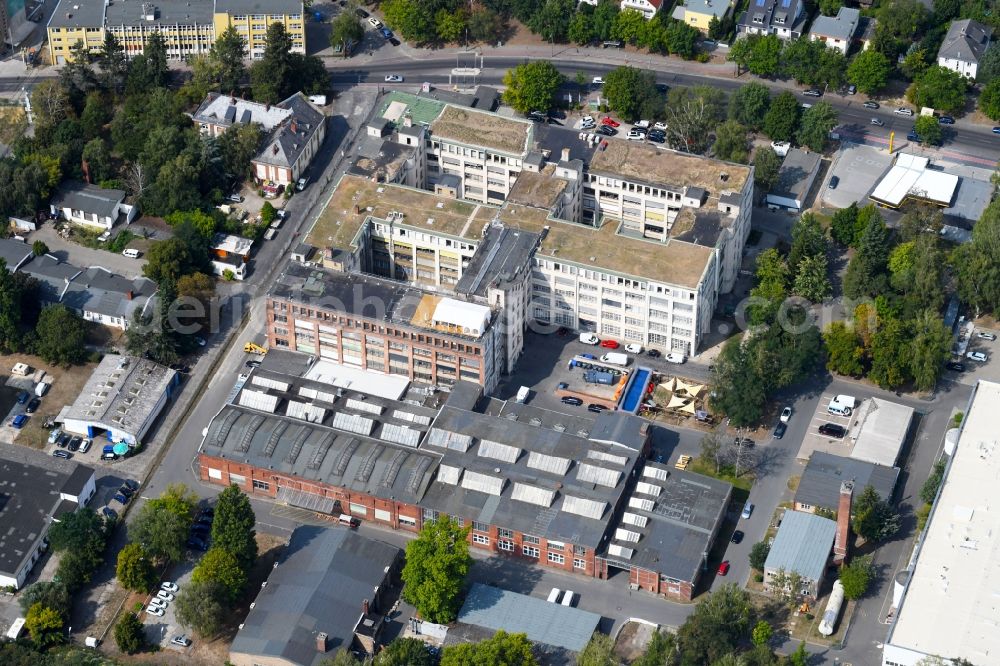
764;511;837;582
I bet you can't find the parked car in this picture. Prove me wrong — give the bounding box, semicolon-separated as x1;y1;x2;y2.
170;635;192;647
592;77;604;85
68;436;81;452
653;121;668;131
819;423;846;438
25;397;40;413
53;450;71;459
647;349;661;358
114;492;129;504
80;439;92;453
560;396;583;407
803;89;822;97
773;422;787;439
938;115;955;125
367;17;382;28
118;484;134;498
101;506;117;520
733;437;754;448
157;590;175;602
48;428;62;444
149;597;168;609
226;193;243;203
946;361;966;372
871;118;884;126
580;115;596;128
646;132;665;143
894;107;914;116
384;74;403;83
601;117;620;128
740;501;754;519
967;351;989;362
993;127;1000;134
379;27;393;39
828;176;839;189
145;606;164;617
665;352;685;363
124;479;140;493
186;536;209;551
780;407;792;423
863;101;880;109
161;581;179;593
717;560;731;575
596;125;617;136
846;84;856;95
11;414;27;429
624;343;643;354
57;432;71;448
977;331;997;340
16;390;29;404
600;339;619;349
587;404;606;413
731;530;744;544
626;129;645;141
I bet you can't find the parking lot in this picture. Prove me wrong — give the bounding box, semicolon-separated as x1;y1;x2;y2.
795;392;859;461
949;325;999;386
821;143;893;209
141;559;198;653
29;224;148;279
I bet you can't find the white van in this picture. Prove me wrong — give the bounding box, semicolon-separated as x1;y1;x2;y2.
547;587;562;603
35;382;49;397
665;353;685;364
600;352;628;366
561;590;575;607
122;248;141;258
579;333;600;345
827;394;856;416
515;386;530;404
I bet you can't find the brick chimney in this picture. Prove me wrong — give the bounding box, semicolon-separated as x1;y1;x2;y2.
833;481;853;564
362;599;369;615
291;120;298;134
316;632;329;653
125;290;133;300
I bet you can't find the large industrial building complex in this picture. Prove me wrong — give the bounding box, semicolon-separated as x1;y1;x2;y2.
198;349;732;601
881;380;1000;666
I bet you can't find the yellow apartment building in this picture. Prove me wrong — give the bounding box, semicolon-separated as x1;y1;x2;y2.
47;0;304;64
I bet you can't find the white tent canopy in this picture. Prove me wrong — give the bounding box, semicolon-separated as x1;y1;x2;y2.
432;298;491;336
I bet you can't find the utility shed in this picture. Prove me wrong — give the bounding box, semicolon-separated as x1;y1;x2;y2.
766;148;821;210
764;510;837;599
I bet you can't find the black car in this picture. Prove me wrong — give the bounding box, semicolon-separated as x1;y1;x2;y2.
25;397;40;413
731;530;744;544
118;484;134;498
355;7;368;17
733;437;754;448
389;37;401;46
938;115;955;125
57;432;71;448
819;423;846;438
527;111;546;123
186;536;209;551
587;404;606;413
123;479;139;492
16;390;29;404
828;175;839;190
773;422;787;439
245;360;261;368
190;523;211;538
114;492;129;504
946;361;966;372
597;125;617;136
646;133;665;144
68;436;82;452
561;396;583;406
647;349;661;358
102;506;117;520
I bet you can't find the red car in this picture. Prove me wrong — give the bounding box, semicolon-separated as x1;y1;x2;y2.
601;116;620;128
718;561;730;576
600;339;620;349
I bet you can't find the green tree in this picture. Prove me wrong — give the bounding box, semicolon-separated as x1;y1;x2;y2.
839;555;875;600
788;642;810;666
34;304;87;366
920;459;947;504
82;137;113;183
909;309;951;391
843;212;891;299
978;44;1000;83
330;11;365;58
323;651;363;666
603;66;657;122
18;582;69;617
711;337;768;427
762;91;800;142
435;8;468;42
210;26;247;91
401;516;472;623
113;612;146;654
611;8;647;44
788;212;828;272
712;120;749;163
752;147;782;192
191;547;247;602
796;102;838;152
848;48;892;95
748;34;782;76
793;254;831;302
751;619;773;647
749;248;789;325
174;579;228;638
143;224;212;287
749;541;770;570
576;633;616;666
440;630;536;666
468;7;504;41
729;82;771;131
25;603;63;648
126;33;169;95
819;0;842;15
568;9;596;45
829;202;862;246
250;22;294;103
374;637;436;666
383;0;435;43
824;322;865;376
632;629;676;666
116;543;157;593
665;85;728;154
48;507;106;558
676;584;755;665
130;483;197;562
665;20;700;59
502;61;565;114
913;114;942;145
852;484;900;543
907;65;968;113
727;35;754;74
32;240;48;256
95;32;128;95
211;484;258;570
528;0;576;43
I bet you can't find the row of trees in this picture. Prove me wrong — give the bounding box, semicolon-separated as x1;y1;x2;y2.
114;484;258;646
823;205;952;392
729;34;849;91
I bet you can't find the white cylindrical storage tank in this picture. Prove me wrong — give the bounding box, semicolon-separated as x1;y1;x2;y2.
893;569;911;609
819;580;845;636
944;427;960;456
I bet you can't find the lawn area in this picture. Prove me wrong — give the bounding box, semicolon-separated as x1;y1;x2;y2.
689;456;754;492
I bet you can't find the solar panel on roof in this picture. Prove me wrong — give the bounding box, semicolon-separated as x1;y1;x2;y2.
615;528;641;543
426;428;473;452
478;439;521;464
461;471;506;496
381;423;422;448
511;483;556;507
635;481;662;497
576;463;621;488
622;512;648;528
331;411;375;435
562;495;607;520
527;451;572;475
608;544;634;559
